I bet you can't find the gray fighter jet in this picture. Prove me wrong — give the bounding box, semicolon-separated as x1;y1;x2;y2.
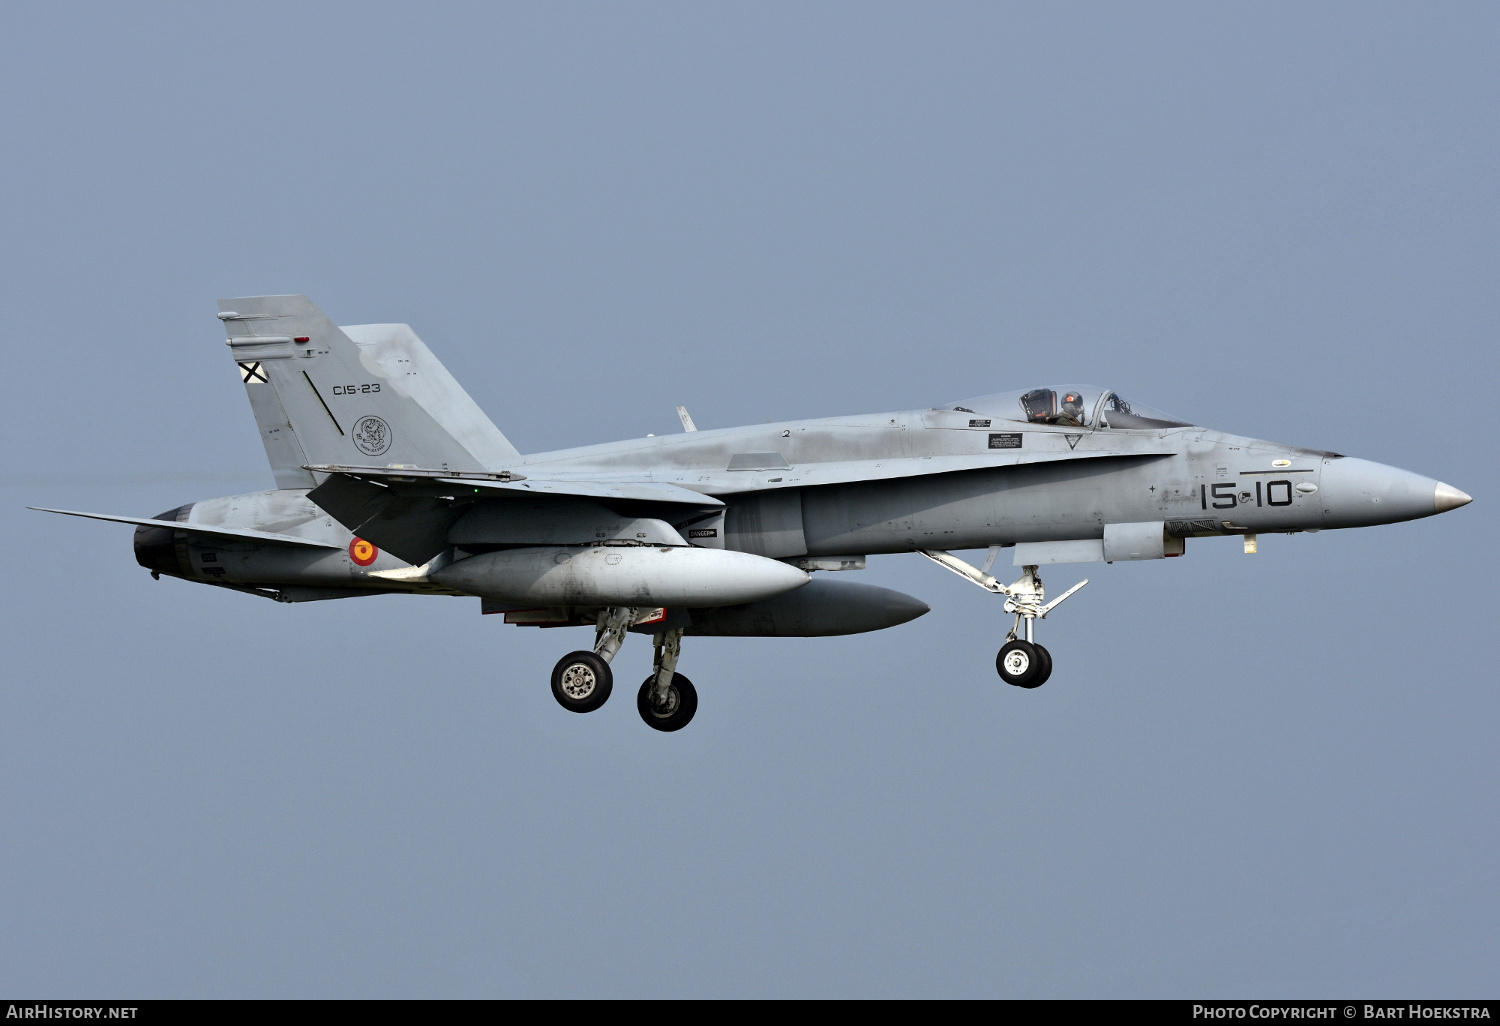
34;296;1473;731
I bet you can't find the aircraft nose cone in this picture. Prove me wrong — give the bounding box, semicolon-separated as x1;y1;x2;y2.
1319;458;1444;529
1434;482;1473;514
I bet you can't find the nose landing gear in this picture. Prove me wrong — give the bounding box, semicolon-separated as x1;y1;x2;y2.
921;548;1086;689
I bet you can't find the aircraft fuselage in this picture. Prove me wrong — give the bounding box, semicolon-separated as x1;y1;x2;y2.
132;408;1457;592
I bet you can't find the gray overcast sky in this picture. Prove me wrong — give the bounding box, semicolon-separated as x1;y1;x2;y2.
2;1;1495;998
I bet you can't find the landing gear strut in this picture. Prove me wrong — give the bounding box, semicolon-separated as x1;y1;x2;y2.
548;611;699;730
638;628;696;731
921;548;1086;689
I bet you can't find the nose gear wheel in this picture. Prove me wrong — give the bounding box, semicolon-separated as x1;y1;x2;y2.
1028;644;1053;688
995;641;1052;688
996;639;1038;686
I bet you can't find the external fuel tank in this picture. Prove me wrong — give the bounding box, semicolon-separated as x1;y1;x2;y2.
432;545;810;607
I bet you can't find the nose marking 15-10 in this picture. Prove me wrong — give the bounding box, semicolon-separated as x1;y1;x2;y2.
1203;481;1297;509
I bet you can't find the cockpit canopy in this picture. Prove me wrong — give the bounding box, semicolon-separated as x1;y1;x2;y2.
942;386;1191;430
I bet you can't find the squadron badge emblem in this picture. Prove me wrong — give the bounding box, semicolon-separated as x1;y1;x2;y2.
352;415;392;457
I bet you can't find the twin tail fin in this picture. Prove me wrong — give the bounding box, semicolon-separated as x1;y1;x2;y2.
220;295;518;488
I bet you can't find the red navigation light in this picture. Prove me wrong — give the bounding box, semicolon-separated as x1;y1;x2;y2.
294;336;310;343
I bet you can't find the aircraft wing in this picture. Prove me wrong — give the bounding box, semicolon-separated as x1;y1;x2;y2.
27;507;342;548
436;476;726;506
302;467;723;566
711;444;1158;492
307;449;1166;506
639;448;1172;495
304;465;725;507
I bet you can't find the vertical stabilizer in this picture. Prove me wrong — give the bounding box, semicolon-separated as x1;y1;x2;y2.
341;323;518;466
219;296;510;475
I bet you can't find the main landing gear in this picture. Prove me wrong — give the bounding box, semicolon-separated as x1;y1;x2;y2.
637;625;697;732
920;548;1087;689
549;606;698;731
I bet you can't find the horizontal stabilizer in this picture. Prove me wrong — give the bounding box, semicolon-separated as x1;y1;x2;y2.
27;507;341;548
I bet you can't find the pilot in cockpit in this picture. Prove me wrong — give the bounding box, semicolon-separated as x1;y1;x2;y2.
1055;391;1086;427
